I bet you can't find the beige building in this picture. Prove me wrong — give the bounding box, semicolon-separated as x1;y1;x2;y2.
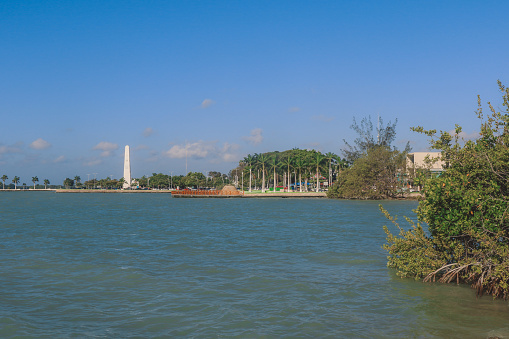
406;152;444;176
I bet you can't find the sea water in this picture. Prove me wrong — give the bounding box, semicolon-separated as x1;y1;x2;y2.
1;192;508;338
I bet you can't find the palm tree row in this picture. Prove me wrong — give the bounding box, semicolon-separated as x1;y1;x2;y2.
0;174;51;189
239;149;348;193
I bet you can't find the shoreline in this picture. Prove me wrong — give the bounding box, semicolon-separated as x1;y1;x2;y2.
0;189;170;193
0;189;422;199
0;189;326;197
56;189;171;193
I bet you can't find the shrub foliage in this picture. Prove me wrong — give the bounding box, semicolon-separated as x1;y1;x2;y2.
383;81;509;299
328;146;407;199
328;115;410;199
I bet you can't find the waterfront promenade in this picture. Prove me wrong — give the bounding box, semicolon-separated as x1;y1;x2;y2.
243;191;326;198
0;189;169;193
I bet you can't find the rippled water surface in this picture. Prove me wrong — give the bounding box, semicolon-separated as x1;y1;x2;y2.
1;192;508;338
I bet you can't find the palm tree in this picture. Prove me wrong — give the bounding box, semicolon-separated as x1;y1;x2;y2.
294;156;306;192
43;179;50;189
256;153;269;193
280;155;293;192
312;152;326;192
74;175;81;188
32;176;39;189
325;152;337;188
98;178;108;189
12;176;20;189
63;178;74;188
1;175;7;189
243;154;255;192
269;154;279;192
333;155;348;180
303;155;314;192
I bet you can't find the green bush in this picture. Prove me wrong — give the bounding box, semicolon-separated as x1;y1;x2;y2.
383;81;509;299
328;145;406;199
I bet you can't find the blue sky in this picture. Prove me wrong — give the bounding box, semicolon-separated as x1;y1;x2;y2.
1;0;508;184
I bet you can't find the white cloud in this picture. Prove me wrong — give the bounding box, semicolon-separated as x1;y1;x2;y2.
0;146;10;155
29;138;51;150
311;114;334;122
54;155;66;163
243;128;263;145
135;144;149;150
92;141;118;157
219;142;240;162
83;159;102;167
164;140;240;163
143;127;154;137
165;141;215;159
450;130;480;141
201;99;215;108
288;106;301;113
0;143;23;156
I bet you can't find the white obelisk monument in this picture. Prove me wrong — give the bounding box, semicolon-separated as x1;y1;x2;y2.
123;145;131;189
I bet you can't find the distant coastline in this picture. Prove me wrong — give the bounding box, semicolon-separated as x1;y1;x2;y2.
57;189;327;197
57;189;170;193
0;188;168;193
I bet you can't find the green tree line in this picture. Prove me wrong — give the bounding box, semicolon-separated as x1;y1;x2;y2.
0;174;51;189
229;149;348;193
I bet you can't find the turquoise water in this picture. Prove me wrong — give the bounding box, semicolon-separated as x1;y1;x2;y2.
1;192;508;338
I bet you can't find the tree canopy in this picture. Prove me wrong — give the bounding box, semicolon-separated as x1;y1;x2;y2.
328;115;409;199
342;115;407;164
328;145;407;199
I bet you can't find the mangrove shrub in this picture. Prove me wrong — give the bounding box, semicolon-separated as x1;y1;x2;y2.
383;81;509;299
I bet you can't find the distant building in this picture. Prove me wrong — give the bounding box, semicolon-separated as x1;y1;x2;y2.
406;152;444;176
404;152;444;191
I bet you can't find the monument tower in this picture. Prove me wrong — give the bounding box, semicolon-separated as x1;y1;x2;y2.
123;145;131;189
